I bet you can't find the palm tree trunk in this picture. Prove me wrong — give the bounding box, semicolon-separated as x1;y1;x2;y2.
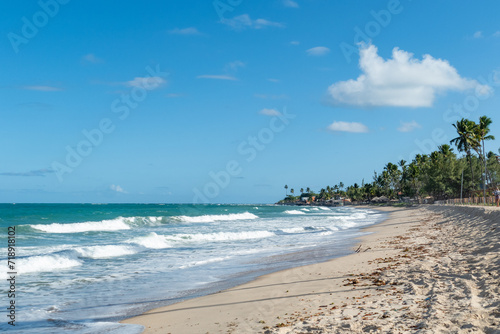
482;139;489;187
467;150;475;196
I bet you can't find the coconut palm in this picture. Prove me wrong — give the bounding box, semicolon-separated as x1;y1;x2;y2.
450;118;479;191
284;184;288;196
476;116;495;186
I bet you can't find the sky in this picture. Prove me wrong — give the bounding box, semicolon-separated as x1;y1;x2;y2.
1;0;499;204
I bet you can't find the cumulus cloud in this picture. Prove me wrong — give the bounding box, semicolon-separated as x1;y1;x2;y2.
126;77;166;89
327;44;491;107
110;184;127;193
222;14;284;30
327;121;369;133
259;108;281;116
398;120;421;132
283;0;299;8
307;46;330;56
168;27;201;35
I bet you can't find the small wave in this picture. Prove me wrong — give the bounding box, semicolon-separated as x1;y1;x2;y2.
318;207;331;211
170;230;274;242
179;256;231;269
74;245;138;259
281;226;329;234
18;254;82;274
284;210;306;215
29;218;132;233
174;212;258;223
29;216;167;234
281;227;305;233
127;232;173;249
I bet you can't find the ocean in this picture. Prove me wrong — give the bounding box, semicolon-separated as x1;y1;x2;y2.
0;203;385;333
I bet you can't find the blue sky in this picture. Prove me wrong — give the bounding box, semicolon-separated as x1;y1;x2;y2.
1;0;499;203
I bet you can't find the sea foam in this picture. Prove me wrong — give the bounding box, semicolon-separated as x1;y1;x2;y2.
174;212;258;223
284;210;306;215
74;245;138;259
170;230;275;242
30;218;132;233
18;254;82;274
127;232;173;249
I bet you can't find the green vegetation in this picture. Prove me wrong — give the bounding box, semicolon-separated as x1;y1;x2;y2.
279;116;500;204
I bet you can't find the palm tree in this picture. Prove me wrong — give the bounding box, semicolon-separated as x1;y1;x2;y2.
306;187;311;193
300;188;304;194
476;116;495;185
284;184;288;196
438;144;454;157
450;118;479;192
290;188;294;195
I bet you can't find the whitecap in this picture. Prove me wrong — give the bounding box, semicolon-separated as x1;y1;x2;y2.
127;232;173;249
283;210;306;215
30;218;132;233
74;245;138;259
18;254;82;274
173;212;258;223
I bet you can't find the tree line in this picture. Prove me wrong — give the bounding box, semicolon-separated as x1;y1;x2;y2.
281;116;499;203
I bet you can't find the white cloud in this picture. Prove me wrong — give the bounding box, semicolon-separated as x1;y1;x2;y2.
110;184;127;193
198;61;244;81
473;31;484;39
22;85;62;91
197;75;237;81
259;108;281;116
82;53;103;64
168;27;201;35
283;0;299;8
126;77;166;89
398;120;421;132
493;31;500;38
225;60;245;73
267;78;280;83
290;41;300;45
327;44;491;107
327;121;369;133
306;46;330;56
222;14;284;30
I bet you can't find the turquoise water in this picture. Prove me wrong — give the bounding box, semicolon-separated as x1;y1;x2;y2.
0;203;385;333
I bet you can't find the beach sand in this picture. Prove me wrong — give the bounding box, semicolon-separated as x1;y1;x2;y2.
122;205;500;333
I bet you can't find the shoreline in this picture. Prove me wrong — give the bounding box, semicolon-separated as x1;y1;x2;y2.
120;206;404;333
122;205;500;333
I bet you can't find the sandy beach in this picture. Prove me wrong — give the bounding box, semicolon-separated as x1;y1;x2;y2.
122;205;500;333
